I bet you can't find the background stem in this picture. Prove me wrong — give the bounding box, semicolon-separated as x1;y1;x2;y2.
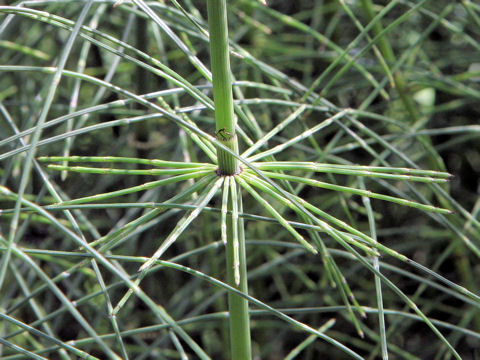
360;0;446;172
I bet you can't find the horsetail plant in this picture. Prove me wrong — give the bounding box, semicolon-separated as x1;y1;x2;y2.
2;1;480;359
34;7;460;358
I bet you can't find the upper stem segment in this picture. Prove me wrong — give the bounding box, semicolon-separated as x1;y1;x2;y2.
207;0;239;175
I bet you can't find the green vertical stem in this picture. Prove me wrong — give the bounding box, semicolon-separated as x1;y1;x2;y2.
225;178;252;360
206;1;251;357
207;0;239;175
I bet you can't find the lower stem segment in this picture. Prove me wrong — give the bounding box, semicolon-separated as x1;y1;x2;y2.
226;188;251;360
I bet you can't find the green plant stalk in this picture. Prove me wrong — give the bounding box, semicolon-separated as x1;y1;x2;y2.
207;1;251;358
225;179;252;360
207;0;239;175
